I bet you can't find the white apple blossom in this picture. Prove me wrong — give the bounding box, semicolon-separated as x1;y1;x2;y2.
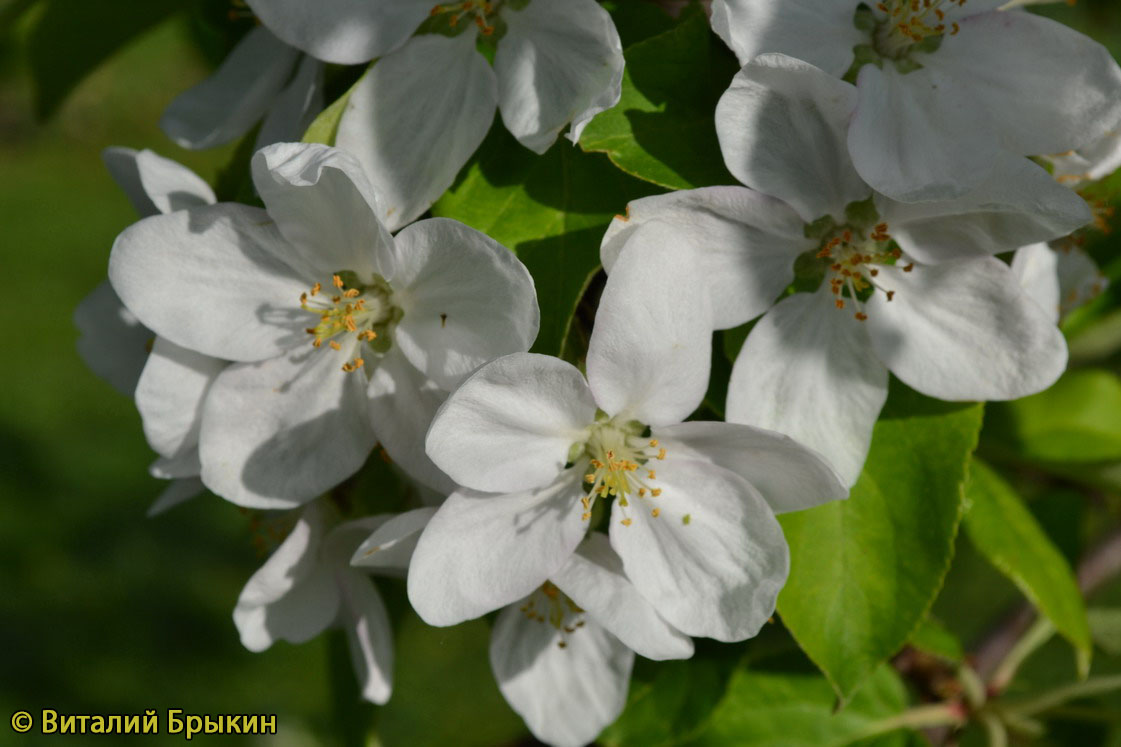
600;55;1074;485
408;242;845;642
710;0;1121;202
491;534;693;747
75;147;223;515
235;501;434;704
161;27;324;150
248;0;623;230
108;142;539;510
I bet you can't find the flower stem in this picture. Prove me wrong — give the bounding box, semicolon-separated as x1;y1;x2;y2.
1003;674;1121;718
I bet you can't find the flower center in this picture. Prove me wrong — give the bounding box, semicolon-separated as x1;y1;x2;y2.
577;418;666;526
429;0;502;36
871;0;963;60
299;272;401;373
816;223;910;321
519;582;586;648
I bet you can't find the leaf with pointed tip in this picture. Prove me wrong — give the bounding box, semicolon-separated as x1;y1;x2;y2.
777;382;983;702
964;459;1092;673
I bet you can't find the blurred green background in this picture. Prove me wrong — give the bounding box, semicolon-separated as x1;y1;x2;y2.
2;1;1121;745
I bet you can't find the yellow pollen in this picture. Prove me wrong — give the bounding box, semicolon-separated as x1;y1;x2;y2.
621;518;632;527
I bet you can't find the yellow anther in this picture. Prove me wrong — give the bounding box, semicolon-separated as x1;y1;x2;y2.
332;274;344;289
647;469;656;480
621;518;632;527
651;488;662;497
652;508;661;518
329;341;341;351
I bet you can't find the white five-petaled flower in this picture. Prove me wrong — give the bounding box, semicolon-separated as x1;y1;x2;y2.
491;534;693;747
108;142;539;509
601;55;1076;485
234;501;435;705
162;27;324;151
407;245;845;642
75;147;225;515
710;0;1121;201
246;0;624;230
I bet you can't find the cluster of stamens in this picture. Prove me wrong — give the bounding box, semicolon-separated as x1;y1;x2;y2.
580;425;667;527
520;582;586;648
300;274;386;373
817;223;910;321
430;1;498;35
874;0;965;57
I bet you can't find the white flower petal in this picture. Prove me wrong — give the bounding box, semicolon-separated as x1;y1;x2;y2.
233;503;340;652
551;533;693;661
490;602;632;747
244;0;429;64
1049;129;1121;186
849;64;997;202
336;34;498;231
147;477;206;517
587;225;714;426
600;188;812;329
880;154;1091;264
726;292;889;487
199;348;376;509
710;0;863;74
251;142;396;280
495;0;623;153
609;458;789;642
1055;244;1108;316
366;346;455;496
351;507;437;572
108;204;309;363
426;353;595;494
337;568;395;705
103;147;215;217
655;420;847;514
160;27;299;150
391;218;539;390
74;281;151;396
150;453;200;480
933;11;1121;157
256;55;326;149
407;473;587;626
866;258;1068;401
1011;242;1061;324
135;337;225;461
716;54;866;223
103;147;158;217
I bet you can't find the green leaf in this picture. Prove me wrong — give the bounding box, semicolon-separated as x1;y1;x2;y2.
777;382;983;702
301;77;358;146
432;125;662;358
986;369;1121;464
909;616;964;663
1087;608;1121;656
686;665;909;747
601;0;676;47
28;0;193;120
600;646;741;747
963;459;1092;669
579;6;739;190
